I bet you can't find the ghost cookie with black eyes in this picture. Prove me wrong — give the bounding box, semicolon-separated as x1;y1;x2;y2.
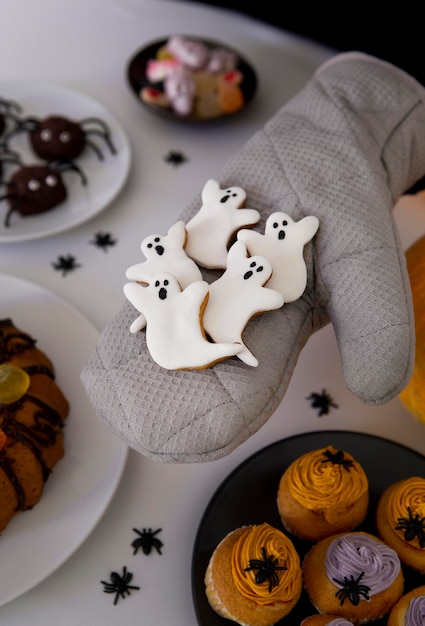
185;178;260;269
203;240;284;366
125;220;202;289
237;211;319;301
123;272;243;370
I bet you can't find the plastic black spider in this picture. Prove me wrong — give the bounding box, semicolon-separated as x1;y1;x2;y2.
307;389;338;416
90;231;117;251
52;254;81;276
6;114;116;161
100;566;140;605
163;150;188;167
396;506;425;548
244;546;287;593
321;448;354;472
131;527;163;555
333;571;370;606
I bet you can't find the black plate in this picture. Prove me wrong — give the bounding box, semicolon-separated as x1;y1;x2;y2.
191;430;425;625
127;36;257;123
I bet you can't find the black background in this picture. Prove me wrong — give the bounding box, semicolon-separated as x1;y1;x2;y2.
183;2;425;86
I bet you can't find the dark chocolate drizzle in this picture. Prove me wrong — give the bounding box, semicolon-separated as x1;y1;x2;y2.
0;318;37;362
0;319;64;512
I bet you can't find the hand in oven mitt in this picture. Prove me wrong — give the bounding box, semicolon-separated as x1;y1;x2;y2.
81;52;425;463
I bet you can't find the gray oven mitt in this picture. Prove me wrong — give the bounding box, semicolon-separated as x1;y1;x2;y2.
81;52;425;463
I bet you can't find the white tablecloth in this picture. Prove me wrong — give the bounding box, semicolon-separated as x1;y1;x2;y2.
1;1;425;624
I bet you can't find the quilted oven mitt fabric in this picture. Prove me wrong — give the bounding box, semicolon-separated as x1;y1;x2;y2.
81;52;425;463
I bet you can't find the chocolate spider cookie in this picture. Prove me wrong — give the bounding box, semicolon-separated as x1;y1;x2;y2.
0;160;86;227
27;115;116;161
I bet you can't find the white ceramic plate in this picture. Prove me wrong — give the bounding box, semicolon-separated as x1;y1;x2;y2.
0;81;131;243
0;273;128;607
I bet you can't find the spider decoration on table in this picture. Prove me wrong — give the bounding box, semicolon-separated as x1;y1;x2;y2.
396;506;425;548
320;448;354;472
333;571;371;606
5;114;116;162
0;96;21;138
52;254;81;276
163;150;188;167
100;566;140;605
244;546;287;593
0;158;87;227
90;231;117;251
307;389;338;416
131;527;163;555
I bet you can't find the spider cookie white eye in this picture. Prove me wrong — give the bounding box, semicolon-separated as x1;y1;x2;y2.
28;179;40;191
59;131;71;143
45;175;58;187
40;129;52;142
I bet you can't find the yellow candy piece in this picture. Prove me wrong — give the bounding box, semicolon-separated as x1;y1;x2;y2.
0;363;30;404
156;45;174;60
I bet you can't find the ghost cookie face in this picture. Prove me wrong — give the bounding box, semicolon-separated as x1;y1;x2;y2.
125;220;202;289
237;211;319;302
185;178;260;269
123;272;243;370
203;240;284;366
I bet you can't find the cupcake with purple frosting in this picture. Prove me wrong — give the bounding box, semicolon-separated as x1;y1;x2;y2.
301;615;356;625
387;584;425;625
302;531;404;624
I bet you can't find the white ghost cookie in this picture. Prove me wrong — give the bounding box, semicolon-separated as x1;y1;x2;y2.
125;220;202;289
123;272;243;370
203;240;284;366
237;212;319;302
185;178;260;269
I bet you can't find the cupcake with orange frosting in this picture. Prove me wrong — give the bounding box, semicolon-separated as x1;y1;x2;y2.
376;476;425;573
387;584;425;625
204;522;302;625
277;446;369;542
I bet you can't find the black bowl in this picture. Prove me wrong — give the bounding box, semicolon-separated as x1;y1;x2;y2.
126;35;257;123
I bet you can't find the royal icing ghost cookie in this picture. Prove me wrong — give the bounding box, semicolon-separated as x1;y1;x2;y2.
123;272;243;370
125;220;202;289
237;212;319;302
185;178;260;269
203;240;284;366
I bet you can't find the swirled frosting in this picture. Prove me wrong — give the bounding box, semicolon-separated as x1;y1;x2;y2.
325;533;400;598
231;523;300;605
386;476;425;547
328;620;354;626
286;446;368;523
406;595;425;625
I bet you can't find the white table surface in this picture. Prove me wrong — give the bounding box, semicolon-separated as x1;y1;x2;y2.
1;1;425;624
